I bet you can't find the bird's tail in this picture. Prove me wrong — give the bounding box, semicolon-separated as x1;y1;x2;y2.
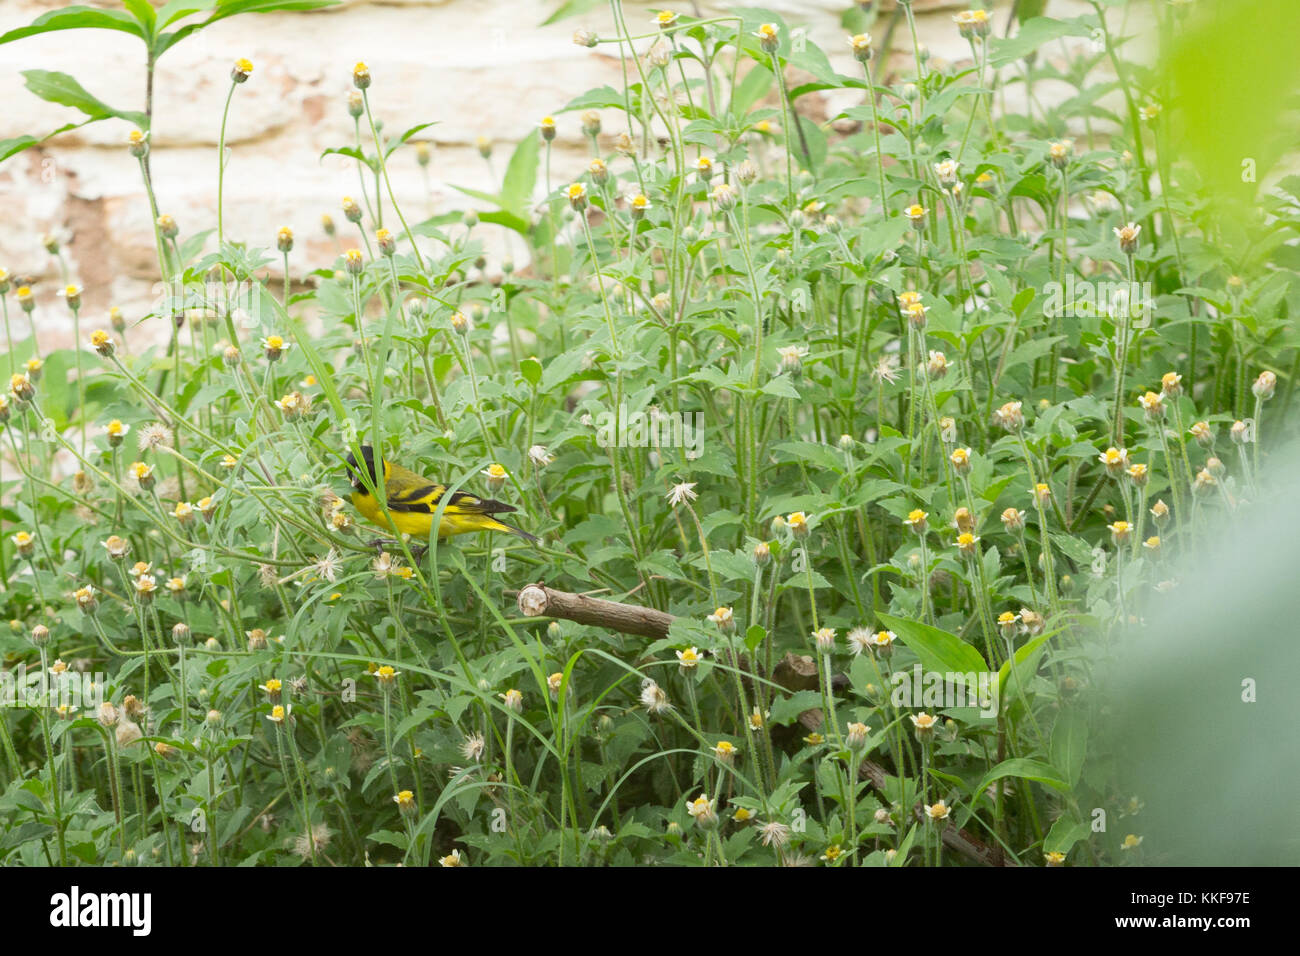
484;517;538;543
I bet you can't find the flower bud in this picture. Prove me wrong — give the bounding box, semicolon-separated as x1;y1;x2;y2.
846;721;870;751
1113;221;1142;255
98;702;119;728
127;129;148;158
848;33;873;62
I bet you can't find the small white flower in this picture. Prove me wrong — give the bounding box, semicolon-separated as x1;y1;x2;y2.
313;549;341;584
460;731;486;762
666;481;698;507
640;678;672;714
846;627;872;656
137;422;173;451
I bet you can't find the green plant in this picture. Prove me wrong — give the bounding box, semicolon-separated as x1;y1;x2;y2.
0;0;1296;868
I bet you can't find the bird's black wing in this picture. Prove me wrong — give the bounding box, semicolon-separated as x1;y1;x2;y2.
387;486;516;516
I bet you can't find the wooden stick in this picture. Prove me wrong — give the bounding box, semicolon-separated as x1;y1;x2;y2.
512;583;675;639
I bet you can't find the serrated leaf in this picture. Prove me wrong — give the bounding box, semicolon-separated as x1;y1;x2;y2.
769;690;824;726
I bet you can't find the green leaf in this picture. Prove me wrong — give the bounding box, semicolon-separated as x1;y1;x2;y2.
20;70;148;128
988;17;1093;67
519;357;542;386
321;146;374;170
730;62;774;119
384;121;437;160
769;690;824;726
477;209;531;236
1012;286;1036;317
761;375;800;399
793;114;827;172
157;1;218;28
561;86;628;113
153;0;337;56
998;633;1050;697
205;0;338;24
500;133;540;217
1050;707;1088;787
974;758;1069;800
541;0;604;26
0;135;40;163
0;7;143;46
876;612;988;682
1044;815;1089;856
122;0;157;37
744;624;766;653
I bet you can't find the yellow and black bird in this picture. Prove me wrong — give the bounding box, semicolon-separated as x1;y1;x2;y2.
344;445;537;542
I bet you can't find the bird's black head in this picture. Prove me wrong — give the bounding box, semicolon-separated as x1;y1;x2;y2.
344;445;380;489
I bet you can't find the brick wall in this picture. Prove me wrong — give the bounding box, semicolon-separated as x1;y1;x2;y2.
1;0;1073;349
